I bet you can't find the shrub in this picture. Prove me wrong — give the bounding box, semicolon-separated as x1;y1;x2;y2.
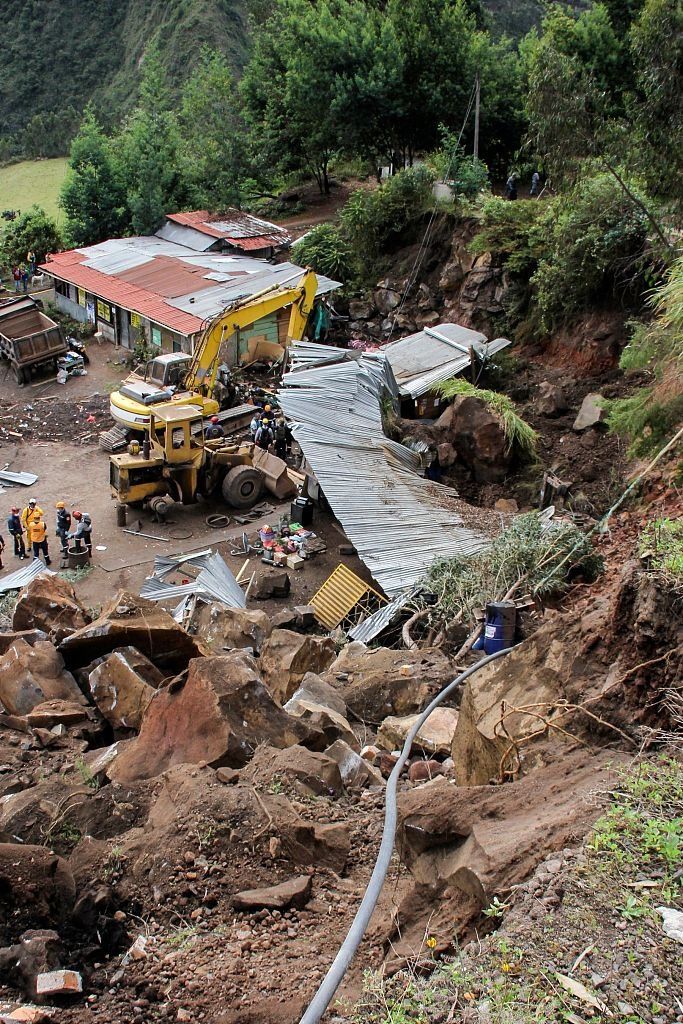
638;517;683;580
340;165;435;263
607;255;683;453
532;170;650;330
430;127;490;199
469;194;548;275
291;223;353;282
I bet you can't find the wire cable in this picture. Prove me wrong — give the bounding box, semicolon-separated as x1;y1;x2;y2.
298;645;515;1024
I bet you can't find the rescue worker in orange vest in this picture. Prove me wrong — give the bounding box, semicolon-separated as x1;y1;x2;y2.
29;516;51;565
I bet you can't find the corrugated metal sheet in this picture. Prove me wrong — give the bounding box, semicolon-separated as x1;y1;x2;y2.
117;256;216;299
169;263;341;318
156;221;217;252
348;590;413;643
383;324;511;398
310;563;385;629
279;353;502;597
139;549;245;608
0;560;53;593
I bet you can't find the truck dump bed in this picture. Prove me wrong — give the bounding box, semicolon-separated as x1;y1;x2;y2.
0;296;67;370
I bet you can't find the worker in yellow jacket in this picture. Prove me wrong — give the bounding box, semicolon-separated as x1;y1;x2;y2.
29;516;51;565
21;498;44;533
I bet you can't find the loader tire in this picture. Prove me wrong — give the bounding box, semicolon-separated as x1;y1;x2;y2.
222;465;264;509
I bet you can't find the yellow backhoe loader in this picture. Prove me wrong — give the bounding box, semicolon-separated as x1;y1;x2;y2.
110;403;269;511
109;269;318;431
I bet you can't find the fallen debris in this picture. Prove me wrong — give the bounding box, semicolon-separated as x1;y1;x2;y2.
233;875;312;912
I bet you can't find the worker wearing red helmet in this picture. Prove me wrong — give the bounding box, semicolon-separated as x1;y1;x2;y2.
205;415;225;440
6;506;25;560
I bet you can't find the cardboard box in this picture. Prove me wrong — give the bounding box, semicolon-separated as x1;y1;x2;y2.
286;554;305;570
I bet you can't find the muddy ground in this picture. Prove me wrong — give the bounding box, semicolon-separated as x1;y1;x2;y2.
0;339;376;617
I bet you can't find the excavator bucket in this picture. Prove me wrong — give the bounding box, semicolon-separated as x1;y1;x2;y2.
251;447;297;500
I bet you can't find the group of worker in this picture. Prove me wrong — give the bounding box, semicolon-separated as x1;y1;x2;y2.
2;499;93;569
249;405;291;459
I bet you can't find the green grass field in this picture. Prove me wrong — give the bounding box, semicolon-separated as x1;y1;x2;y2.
0;157;68;223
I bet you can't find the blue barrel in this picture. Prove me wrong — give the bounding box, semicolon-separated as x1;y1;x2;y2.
482;600;517;654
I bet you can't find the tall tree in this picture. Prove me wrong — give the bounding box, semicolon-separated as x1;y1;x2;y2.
179;49;250;209
117;49;186;234
0;206;62;267
241;0;342;194
60;107;127;246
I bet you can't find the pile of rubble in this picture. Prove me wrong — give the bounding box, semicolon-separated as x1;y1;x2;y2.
0;556;677;1021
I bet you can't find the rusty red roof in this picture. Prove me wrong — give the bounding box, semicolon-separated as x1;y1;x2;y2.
41;251;204;336
166;209;290;249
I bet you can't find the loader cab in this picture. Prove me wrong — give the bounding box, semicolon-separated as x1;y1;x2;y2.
148;404;205;465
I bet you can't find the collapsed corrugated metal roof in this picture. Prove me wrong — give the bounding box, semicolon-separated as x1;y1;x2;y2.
165;210;290;251
139;549;246;608
383;324;512;398
280;349;503;597
0;560;53;593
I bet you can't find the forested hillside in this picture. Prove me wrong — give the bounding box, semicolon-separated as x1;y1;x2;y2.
0;0;250;159
0;0;583;161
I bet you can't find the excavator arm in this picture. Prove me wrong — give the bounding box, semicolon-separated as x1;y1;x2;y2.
183;268;318;396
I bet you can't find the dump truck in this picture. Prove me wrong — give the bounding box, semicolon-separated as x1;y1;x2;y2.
110;402;278;510
110;270;317;431
0;296;67;383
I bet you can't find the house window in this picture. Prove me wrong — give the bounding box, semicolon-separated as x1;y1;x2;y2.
96;299;112;324
55;280;69;297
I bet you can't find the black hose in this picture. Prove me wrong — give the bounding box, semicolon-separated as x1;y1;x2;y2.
299;646;515;1024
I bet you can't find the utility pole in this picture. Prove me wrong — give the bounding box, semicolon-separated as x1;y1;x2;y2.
473;73;480;162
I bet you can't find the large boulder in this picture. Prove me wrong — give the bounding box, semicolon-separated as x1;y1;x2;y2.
12;577;91;645
195;605;272;655
242;744;343;798
535;381;568;418
377;708;458;757
259;630;336;705
573;393;606;431
59;592;203;672
325;739;384;790
109;652;313;783
449;395;510;482
397;748;628;909
0;845;75;940
283;698;358;750
286;672;347;718
86;647;164;732
0;639;86;717
322;644;454;723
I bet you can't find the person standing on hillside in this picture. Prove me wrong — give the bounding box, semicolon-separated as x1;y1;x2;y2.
27;250;36;276
7;507;25;559
530;170;541;197
12;266;21;292
505;173;517;200
20;265;29;293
